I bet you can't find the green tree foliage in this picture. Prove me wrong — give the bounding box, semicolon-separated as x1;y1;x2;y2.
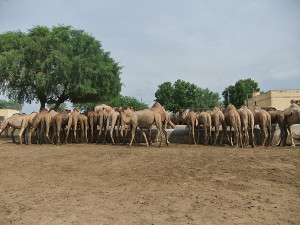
222;78;260;108
0;25;122;111
155;79;222;112
73;95;148;111
46;102;67;112
0;99;23;110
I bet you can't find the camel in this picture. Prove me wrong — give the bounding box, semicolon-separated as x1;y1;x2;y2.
120;106;134;143
103;107;121;144
120;109;167;147
87;111;99;143
252;106;271;147
178;109;187;125
52;109;71;144
263;106;285;146
41;109;58;144
65;108;80;143
0;113;29;144
283;103;300;146
207;107;226;145
24;112;38;144
196;111;212;145
149;102;176;144
78;113;88;143
28;108;49;144
170;113;179;125
96;108;109;143
224;104;243;148
185;110;197;145
94;104;113;114
237;106;255;147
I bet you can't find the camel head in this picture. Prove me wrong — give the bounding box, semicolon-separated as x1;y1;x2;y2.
73;108;80;112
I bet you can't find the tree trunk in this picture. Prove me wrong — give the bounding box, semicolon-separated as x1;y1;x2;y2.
40;99;46;111
51;94;68;111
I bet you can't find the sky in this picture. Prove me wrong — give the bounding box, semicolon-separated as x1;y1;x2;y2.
0;0;299;113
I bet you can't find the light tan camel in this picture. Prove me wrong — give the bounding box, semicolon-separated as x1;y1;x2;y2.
0;113;29;144
103;107;122;145
65;108;80;143
252;106;271;147
42;109;58;144
52;109;71;144
78;113;88;143
196;111;212;145
120;109;167;147
24;112;38;144
208;107;226;146
96;108;109;143
94;104;113;114
186;110;197;145
88;111;99;143
120;106;134;143
283;103;300;146
224;104;243;148
149;102;176;144
237;106;255;147
28;108;49;144
263;106;285;146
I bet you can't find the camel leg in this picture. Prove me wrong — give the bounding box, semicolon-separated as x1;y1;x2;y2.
213;126;219;145
129;125;137;147
289;126;295;147
11;129;16;143
110;117;117;145
19;127;26;145
140;129;149;147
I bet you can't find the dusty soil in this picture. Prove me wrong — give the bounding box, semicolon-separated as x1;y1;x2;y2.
0;138;299;225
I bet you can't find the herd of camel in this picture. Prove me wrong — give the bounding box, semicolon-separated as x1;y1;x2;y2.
0;101;299;147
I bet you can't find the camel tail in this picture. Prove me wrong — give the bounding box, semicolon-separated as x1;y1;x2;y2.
0;118;9;134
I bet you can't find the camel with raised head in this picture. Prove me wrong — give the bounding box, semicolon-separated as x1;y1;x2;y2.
237;106;255;147
252;106;271;147
120;109;167;147
224;104;243;148
0;113;29;144
208;107;226;145
196;111;212;145
283;103;300;146
52;109;71;144
28;108;49;144
263;106;285;146
149;102;176;144
186;110;197;145
65;108;80;143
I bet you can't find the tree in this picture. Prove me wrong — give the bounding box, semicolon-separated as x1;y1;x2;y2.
222;78;260;108
73;95;149;111
0;99;23;110
155;79;222;112
0;25;122;111
46;102;67;112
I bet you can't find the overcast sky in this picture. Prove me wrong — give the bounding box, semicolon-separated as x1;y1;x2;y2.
1;0;299;113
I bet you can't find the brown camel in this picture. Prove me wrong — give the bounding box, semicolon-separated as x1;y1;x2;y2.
178;109;187;125
24;112;38;144
185;110;197;145
208;107;226;146
28;108;49;144
263;106;285;146
283;103;300;146
224;104;243;148
52;109;71;144
42;109;58;144
120;109;167;147
0;113;29;144
196;111;212;145
149;102;176;144
78;113;88;143
88;111;99;143
170;113;179;125
65;108;80;143
237;106;255;147
252;106;271;147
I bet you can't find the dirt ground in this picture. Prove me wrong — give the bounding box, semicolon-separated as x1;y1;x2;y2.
0;138;299;225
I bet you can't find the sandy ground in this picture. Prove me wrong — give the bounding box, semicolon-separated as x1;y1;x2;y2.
0;138;299;225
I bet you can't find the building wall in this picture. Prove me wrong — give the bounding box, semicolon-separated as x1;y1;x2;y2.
0;109;20;121
246;89;300;110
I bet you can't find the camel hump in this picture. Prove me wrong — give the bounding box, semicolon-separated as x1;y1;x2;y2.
284;108;292;116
